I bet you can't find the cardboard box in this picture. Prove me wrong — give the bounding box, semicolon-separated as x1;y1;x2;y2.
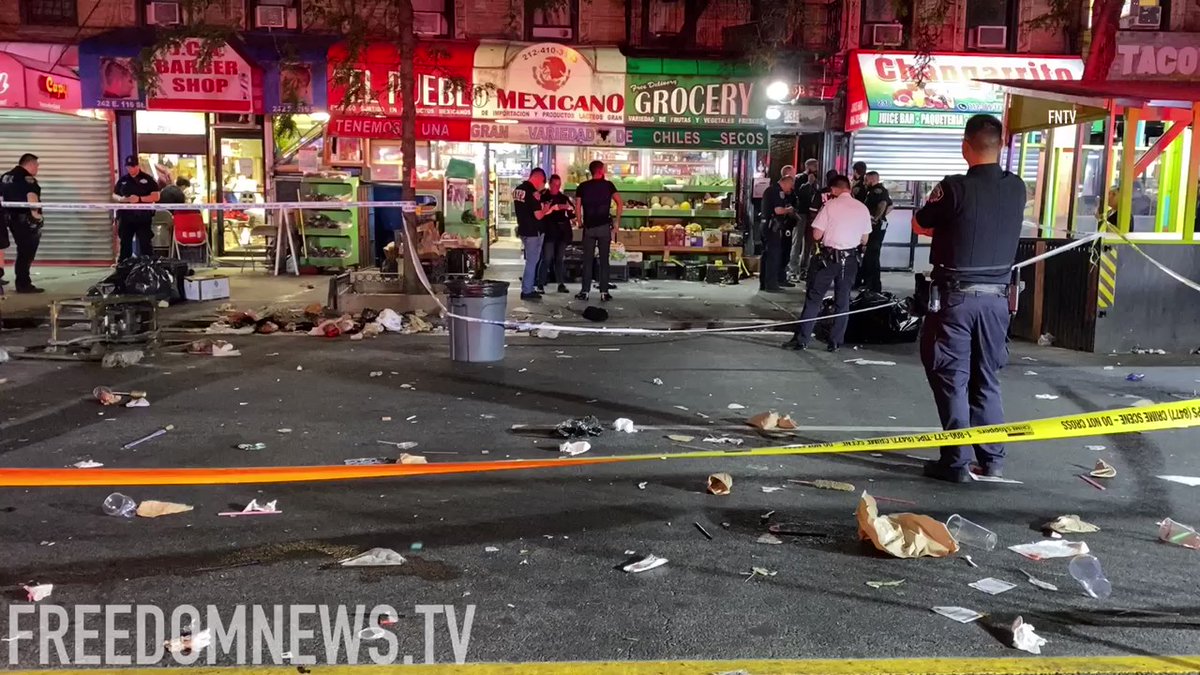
625;251;644;263
642;230;666;247
184;275;230;301
702;229;723;247
618;229;641;247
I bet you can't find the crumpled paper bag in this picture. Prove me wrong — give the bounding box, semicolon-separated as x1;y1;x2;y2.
1044;514;1100;534
856;492;959;558
136;500;194;518
707;473;733;496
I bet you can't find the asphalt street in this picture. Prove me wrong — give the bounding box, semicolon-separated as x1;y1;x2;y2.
2;320;1200;668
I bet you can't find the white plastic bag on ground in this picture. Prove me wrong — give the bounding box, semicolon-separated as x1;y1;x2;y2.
376;308;406;332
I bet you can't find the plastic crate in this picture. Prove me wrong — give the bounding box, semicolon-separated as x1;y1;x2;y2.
610;263;630;282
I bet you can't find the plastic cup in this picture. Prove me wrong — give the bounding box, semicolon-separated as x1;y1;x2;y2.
1069;554;1112;599
102;492;137;518
1158;518;1200;550
945;514;998;551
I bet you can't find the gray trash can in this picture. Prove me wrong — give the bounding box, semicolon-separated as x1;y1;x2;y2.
447;279;509;362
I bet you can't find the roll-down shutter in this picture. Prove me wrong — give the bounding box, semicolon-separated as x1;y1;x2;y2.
0;111;114;264
852;126;1041;184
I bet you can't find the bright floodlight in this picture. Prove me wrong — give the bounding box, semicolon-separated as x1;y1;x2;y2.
765;106;783;121
766;80;790;102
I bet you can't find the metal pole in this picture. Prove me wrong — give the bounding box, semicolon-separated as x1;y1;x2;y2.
1066;122;1086;237
1118;107;1142;234
1183;103;1200;243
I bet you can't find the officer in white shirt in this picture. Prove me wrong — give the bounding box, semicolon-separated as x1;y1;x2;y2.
782;174;872;352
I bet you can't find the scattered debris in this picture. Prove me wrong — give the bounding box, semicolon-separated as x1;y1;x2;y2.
931;607;984;624
637;482;647;490
667;434;695;443
378;441;419;450
1157;475;1200;487
1035;394;1059;400
555;416;603;438
944;514;997;550
218;499;281;517
1131;347;1166;355
101;492;137;518
122;425;174;450
72;460;103;469
187;339;240;357
1158;518;1200;550
1090;460;1117;479
277;428;292;434
559;440;591;456
866;579;905;589
1044;515;1100;534
102;350;144;369
788;479;855;492
343;457;392;466
968;577;1017;595
485;546;499;553
136;500;193;518
1022;571;1059;592
1009;540;1090;561
165;629;210;654
22;584;53;602
1068;554;1112;598
963;555;979;568
843;358;896;366
673;405;689;411
398;453;427;464
742;567;777;582
237;442;267;451
650;378;664;386
340;548;407;566
369;371;383;378
622;554;668;573
747;411;796;431
760;486;784;493
702;436;744;446
707;473;733;496
694;522;713;540
727;403;746;410
1078;474;1107;491
967;472;1023;484
1037;333;1054;346
1011;616;1048;655
857;492;958;559
757;534;783;545
1126;372;1146;381
532;328;560;339
613;418;638;433
1085;445;1107;451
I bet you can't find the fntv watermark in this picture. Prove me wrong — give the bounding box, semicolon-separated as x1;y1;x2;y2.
6;604;475;666
1047;108;1077;125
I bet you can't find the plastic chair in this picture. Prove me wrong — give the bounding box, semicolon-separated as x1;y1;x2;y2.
170;211;212;266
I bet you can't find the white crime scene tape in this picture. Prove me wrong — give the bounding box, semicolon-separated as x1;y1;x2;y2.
0;200;417;211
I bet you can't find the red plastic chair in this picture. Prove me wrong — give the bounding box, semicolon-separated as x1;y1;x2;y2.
171;211;212;265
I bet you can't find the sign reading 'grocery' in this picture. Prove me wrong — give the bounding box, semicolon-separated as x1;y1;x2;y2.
625;74;765;126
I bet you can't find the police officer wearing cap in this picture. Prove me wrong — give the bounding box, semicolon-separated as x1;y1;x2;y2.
856;171;893;293
850;161;869;203
912;114;1026;483
113;155;160;262
0;153;45;293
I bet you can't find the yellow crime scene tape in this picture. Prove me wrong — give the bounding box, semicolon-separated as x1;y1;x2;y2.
1;399;1197;488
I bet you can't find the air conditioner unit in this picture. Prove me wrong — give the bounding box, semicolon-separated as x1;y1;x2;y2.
147;1;182;26
870;24;904;47
1131;5;1161;29
413;11;446;35
969;25;1007;49
255;5;288;28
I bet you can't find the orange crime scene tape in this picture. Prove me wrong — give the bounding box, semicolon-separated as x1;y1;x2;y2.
2;399;1198;488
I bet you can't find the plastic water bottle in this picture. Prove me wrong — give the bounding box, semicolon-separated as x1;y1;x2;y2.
1069;554;1112;599
945;514;998;551
102;492;137;518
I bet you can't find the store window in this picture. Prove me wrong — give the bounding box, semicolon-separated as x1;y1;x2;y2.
20;0;77;25
965;0;1015;50
527;0;578;41
414;0;452;37
250;0;300;30
860;0;908;49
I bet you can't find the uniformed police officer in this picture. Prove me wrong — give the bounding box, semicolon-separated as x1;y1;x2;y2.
851;161;868;202
759;173;795;292
856;171;893;293
912;114;1026;482
0;153;45;293
112;155;160;262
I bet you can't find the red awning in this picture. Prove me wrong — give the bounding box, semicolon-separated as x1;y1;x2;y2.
0;51;82;113
981;78;1200;109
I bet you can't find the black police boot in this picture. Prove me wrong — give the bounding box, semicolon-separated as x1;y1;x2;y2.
16;284;45;294
519;292;542;301
923;461;971;483
979;463;1004;478
825;343;839;353
575;291;588;301
557;284;569;293
780;337;801;350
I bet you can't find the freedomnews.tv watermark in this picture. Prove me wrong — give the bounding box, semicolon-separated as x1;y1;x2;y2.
6;604;475;666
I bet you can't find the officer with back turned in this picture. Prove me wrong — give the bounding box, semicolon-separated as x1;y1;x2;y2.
912;114;1026;483
0;153;45;293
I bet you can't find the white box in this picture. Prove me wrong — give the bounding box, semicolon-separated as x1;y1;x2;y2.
184;275;230;301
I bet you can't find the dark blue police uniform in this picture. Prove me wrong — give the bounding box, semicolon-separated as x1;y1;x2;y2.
0;164;43;291
857;183;892;292
113;165;159;262
759;181;793;291
914;163;1026;476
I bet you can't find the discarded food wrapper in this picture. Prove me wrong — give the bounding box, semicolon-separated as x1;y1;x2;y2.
622;554;668;573
398;453;427;464
532;328;560;339
866;580;905;589
932;606;984;624
856;492;958;559
1158;518;1200;550
485;546;499;553
613;418;637;433
378;441;419;450
667;434;695;443
1012;616;1048;655
136;500;193;518
650;378;664;386
343;457;392;466
1023;571;1058;592
703;436;744;446
967;471;1024;484
340;547;407;567
968;577;1017;595
843;358;896;366
1044;515;1100;534
789;479;855;492
555;415;603;438
743;567;777;581
237;442;267;451
1126;372;1146;381
757;534;783;545
747;411;796;431
1035;394;1059;400
559;441;591;456
23;584;52;602
125;398;150;408
72;460;103;469
219;499;281;517
1008;540;1089;561
727;403;746;410
707;472;733;496
760;486;784;493
1090;459;1117;479
165;629;211;654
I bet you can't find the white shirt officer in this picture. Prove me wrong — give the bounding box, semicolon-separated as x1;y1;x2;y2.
810;191;872;250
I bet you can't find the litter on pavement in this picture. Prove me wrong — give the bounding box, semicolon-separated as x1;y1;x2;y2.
122;425;174;450
747;411;797;431
1011;616;1048;655
760;486;784;493
378;441;419;450
102;350;144;368
72;460;103;468
1022;571;1059;592
1126;373;1146;381
742;567;777;581
101;493;137;518
945;514;997;551
843;358;896;366
1078;474;1107;491
727;403;746;410
218;499;281;517
398;453;427;464
1157;475;1200;487
667;434;695;443
788;479;855;492
1158;518;1200;550
1009;540;1090;561
1044;515;1100;534
707;473;733;495
622;554;668;573
757;534;783;545
556;416;603;438
187;339;240;357
694;522;713;540
164;629;210;654
343;457;392;465
865;580;905;589
931;607;983;624
1085;445;1107;451
340;548;407;566
857;492;958;559
703;436;744;446
559;441;591;456
125;398;150;408
1035;394;1059;400
237;442;267;451
22;584;52;602
1068;554;1112;598
135;500;193;518
968;471;1023;484
968;577;1017;595
650;378;664;386
613;418;637;433
1091;460;1117;479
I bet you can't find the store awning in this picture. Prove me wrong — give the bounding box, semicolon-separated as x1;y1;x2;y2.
326;40;477;119
79;28;263;113
982;78;1200;135
0;51;81;113
242;34;336;114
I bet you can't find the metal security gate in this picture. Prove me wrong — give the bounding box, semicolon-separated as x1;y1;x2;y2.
0;110;114;264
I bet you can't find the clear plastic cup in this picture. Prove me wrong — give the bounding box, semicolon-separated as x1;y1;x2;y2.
945;514;998;551
102;492;137;518
1069;554;1112;599
1158;518;1200;550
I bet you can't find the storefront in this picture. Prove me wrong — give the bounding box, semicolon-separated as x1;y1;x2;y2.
845;51;1083;269
0;49;114;265
80;31;268;258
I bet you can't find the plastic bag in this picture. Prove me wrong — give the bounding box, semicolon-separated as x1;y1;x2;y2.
815;290;920;344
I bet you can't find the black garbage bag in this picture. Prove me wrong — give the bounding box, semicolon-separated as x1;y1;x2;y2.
87;256;185;303
556;416;603;438
813;290;921;345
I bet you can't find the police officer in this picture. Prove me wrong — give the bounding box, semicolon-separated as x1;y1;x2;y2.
775;165;797;288
759;173;795;292
912;114;1026;482
851;161;869;202
782;175;871;352
0;153;45;293
112;155;160;262
790;159;820;281
856;171;893;293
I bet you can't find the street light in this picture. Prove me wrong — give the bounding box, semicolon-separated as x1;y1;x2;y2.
765;106;783;121
766;80;791;102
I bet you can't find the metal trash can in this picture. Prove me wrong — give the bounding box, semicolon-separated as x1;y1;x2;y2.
447;279;509;362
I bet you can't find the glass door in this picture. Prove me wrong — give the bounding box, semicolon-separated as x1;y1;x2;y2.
215;131;267;256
